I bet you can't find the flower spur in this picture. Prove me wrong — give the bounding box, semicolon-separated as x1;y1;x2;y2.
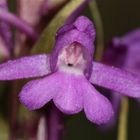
0;16;140;125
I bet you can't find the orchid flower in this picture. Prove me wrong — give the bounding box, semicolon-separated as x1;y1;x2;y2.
110;29;140;74
0;16;140;125
104;29;140;88
103;28;140;127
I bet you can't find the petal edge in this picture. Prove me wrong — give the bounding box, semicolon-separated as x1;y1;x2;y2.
0;54;50;80
90;62;140;97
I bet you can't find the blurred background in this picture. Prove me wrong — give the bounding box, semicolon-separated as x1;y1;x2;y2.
0;0;140;140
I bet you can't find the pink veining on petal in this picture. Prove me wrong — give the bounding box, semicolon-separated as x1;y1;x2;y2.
57;42;88;75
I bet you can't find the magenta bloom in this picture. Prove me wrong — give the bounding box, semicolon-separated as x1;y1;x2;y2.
110;29;140;74
0;16;140;125
104;29;140;71
103;28;140;127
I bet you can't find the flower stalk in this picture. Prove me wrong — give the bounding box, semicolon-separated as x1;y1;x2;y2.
47;106;64;140
117;97;129;140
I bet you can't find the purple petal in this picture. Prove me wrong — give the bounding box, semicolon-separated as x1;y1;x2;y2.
73;16;96;39
0;10;38;41
124;42;140;75
101;92;121;129
19;72;61;110
55;16;95;54
83;83;114;125
111;92;121;114
18;0;44;26
0;0;14;52
90;62;140;97
51;16;95;76
53;72;83;114
113;29;140;46
0;54;50;80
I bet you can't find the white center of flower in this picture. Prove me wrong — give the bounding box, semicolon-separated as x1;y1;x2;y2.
57;43;87;75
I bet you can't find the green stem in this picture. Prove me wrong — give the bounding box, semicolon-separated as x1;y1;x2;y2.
89;0;104;61
117;97;129;140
